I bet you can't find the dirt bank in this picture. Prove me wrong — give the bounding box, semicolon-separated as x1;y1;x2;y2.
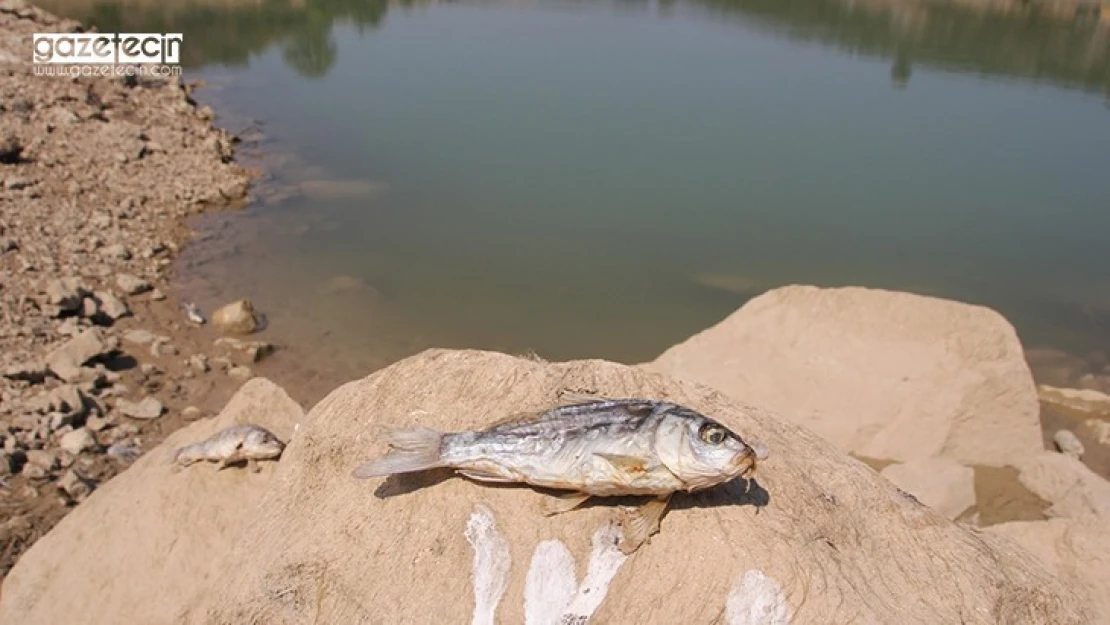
0;0;311;580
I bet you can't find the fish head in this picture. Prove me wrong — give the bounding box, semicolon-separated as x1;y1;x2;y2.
246;429;286;457
654;407;760;491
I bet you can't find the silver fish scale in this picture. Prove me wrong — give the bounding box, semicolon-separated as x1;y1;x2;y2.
439;400;692;471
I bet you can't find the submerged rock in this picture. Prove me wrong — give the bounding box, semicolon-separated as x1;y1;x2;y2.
211;299;260;335
1038;385;1110;416
648;286;1043;467
880;457;975;520
1053;430;1084;459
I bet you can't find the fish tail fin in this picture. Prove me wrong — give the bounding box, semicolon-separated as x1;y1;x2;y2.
352;426;445;479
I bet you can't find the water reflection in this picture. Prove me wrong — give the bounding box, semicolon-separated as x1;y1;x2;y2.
39;0;1110;92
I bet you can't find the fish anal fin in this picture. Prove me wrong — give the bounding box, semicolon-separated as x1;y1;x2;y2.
541;491;592;517
596;453;648;475
458;468;516;483
619;494;672;555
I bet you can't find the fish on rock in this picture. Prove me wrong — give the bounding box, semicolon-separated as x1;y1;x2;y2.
354;397;767;553
173;424;285;472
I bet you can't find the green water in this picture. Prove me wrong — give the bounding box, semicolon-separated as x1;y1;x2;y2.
43;0;1110;382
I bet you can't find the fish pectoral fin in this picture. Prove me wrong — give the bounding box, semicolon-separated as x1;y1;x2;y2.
541;492;592;517
595;453;647;474
457;468;516;483
619;494;672;555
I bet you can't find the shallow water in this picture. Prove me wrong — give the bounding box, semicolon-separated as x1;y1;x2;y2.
43;0;1110;382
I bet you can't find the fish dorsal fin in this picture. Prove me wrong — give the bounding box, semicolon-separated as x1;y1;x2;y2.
595;453;647;474
484;409;549;429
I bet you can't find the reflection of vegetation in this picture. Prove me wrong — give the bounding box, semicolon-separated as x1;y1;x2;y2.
40;0;394;77
691;0;1110;94
40;0;1110;92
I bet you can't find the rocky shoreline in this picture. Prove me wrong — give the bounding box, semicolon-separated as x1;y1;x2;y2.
0;0;278;578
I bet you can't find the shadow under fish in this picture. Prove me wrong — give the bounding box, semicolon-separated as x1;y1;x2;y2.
354;397;770;554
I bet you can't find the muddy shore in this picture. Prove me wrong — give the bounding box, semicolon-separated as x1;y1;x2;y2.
0;0;321;578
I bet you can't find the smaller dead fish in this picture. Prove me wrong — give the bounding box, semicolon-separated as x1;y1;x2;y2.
182;302;205;325
174;424;284;472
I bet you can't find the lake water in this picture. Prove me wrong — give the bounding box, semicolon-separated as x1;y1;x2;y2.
43;0;1110;384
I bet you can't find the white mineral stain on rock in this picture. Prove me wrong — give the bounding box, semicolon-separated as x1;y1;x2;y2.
465;505;511;625
522;522;629;625
523;540;578;625
726;569;790;625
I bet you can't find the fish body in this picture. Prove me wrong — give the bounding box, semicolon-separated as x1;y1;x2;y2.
354;399;761;497
174;424;284;470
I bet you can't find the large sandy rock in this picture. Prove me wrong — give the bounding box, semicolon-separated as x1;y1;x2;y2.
1017;452;1110;519
648;286;1042;467
0;379;304;625
182;350;1081;624
880;457;975;520
987;518;1110;623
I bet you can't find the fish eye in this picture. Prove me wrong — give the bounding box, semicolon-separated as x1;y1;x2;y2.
699;424;727;445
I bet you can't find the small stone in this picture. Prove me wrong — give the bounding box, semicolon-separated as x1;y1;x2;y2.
1084;419;1110;445
0;452;12;477
45;328;114;382
100;243;131;260
116;396;163;419
150;339;178;358
22;463;47;480
150;289;166;301
81;297;99;319
57;317;82;336
59;428;97;455
106;440;140;462
228;366;253;382
1054;430;1085;458
188;354;209;373
44;277;88;313
211;299;260;335
94;291;130;322
51;384;86;416
116;273;152;295
48;412;75;432
25;449;57;470
182;406;202;420
124;329;156;345
85;414;111;431
57;469;94;502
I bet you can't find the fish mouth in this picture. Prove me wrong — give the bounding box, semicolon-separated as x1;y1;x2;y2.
735;453;757;480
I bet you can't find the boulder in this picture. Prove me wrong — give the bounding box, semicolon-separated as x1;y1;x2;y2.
1017;452;1110;519
880;457;975;520
211;299;260;335
0;378;304;625
648;286;1042;467
987;518;1110;623
113;350;1082;623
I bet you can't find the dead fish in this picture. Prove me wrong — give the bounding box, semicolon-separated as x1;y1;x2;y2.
174;424;284;472
354;398;766;553
182;301;205;325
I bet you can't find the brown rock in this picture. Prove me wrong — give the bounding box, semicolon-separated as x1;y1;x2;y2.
648;286;1042;467
45;328;115;382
